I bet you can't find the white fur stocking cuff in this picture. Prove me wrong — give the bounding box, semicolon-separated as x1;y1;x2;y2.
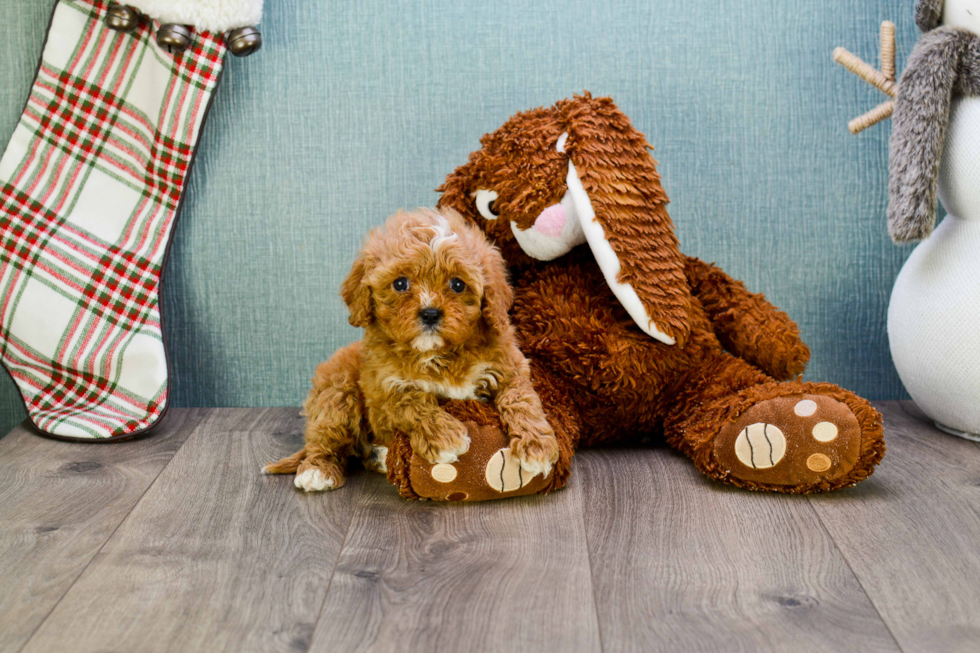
126;0;263;33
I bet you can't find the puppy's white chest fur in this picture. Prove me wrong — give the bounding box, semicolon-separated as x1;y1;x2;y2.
383;362;498;400
410;379;481;400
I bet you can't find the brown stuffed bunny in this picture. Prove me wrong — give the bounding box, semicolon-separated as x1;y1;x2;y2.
388;93;885;498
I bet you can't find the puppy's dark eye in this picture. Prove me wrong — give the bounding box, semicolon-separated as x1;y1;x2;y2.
392;277;410;292
450;278;466;294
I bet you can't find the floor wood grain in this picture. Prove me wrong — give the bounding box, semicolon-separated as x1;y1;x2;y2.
807;402;980;653
19;408;361;653
578;446;900;653
308;472;601;653
3;402;979;653
0;408;205;653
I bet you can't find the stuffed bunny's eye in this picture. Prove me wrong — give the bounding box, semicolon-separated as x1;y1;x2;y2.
475;189;499;220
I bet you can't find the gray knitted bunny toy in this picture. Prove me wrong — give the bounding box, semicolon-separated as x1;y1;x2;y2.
889;0;980;241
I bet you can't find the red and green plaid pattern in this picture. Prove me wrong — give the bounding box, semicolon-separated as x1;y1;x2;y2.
0;0;226;438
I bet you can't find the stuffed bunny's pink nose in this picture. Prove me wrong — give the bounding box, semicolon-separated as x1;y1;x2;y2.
533;204;566;238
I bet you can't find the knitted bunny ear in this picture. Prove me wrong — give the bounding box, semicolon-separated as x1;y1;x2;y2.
556;94;691;347
888;28;974;242
915;0;944;32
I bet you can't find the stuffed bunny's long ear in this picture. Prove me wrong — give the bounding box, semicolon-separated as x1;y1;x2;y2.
557;94;691;347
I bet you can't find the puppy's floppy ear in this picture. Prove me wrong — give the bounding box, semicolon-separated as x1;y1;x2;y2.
556;93;692;347
915;0;944;32
340;251;373;328
479;238;514;338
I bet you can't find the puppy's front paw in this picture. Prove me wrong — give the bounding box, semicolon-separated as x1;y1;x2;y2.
294;462;345;492
364;445;389;474
510;432;560;478
415;418;471;465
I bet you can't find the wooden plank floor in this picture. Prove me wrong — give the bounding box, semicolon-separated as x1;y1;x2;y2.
1;402;978;653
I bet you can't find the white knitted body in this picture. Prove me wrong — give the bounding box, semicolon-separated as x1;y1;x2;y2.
936;97;980;221
889;96;980;436
126;0;263;32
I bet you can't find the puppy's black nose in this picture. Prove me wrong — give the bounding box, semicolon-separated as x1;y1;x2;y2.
419;307;443;327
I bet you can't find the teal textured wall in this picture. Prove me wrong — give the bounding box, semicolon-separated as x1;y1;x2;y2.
0;0;917;435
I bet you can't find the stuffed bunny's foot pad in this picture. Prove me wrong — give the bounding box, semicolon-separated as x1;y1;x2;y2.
714;394;869;491
389;423;555;502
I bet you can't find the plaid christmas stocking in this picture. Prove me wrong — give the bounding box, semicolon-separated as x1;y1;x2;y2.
0;0;258;440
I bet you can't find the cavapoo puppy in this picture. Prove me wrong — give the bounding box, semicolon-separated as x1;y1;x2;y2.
265;208;560;492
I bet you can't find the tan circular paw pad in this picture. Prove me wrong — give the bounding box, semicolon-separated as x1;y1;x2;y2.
715;393;863;487
734;423;786;469
812;422;838;442
485;448;534;492
794;399;817;417
431;463;458;483
807;453;832;472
